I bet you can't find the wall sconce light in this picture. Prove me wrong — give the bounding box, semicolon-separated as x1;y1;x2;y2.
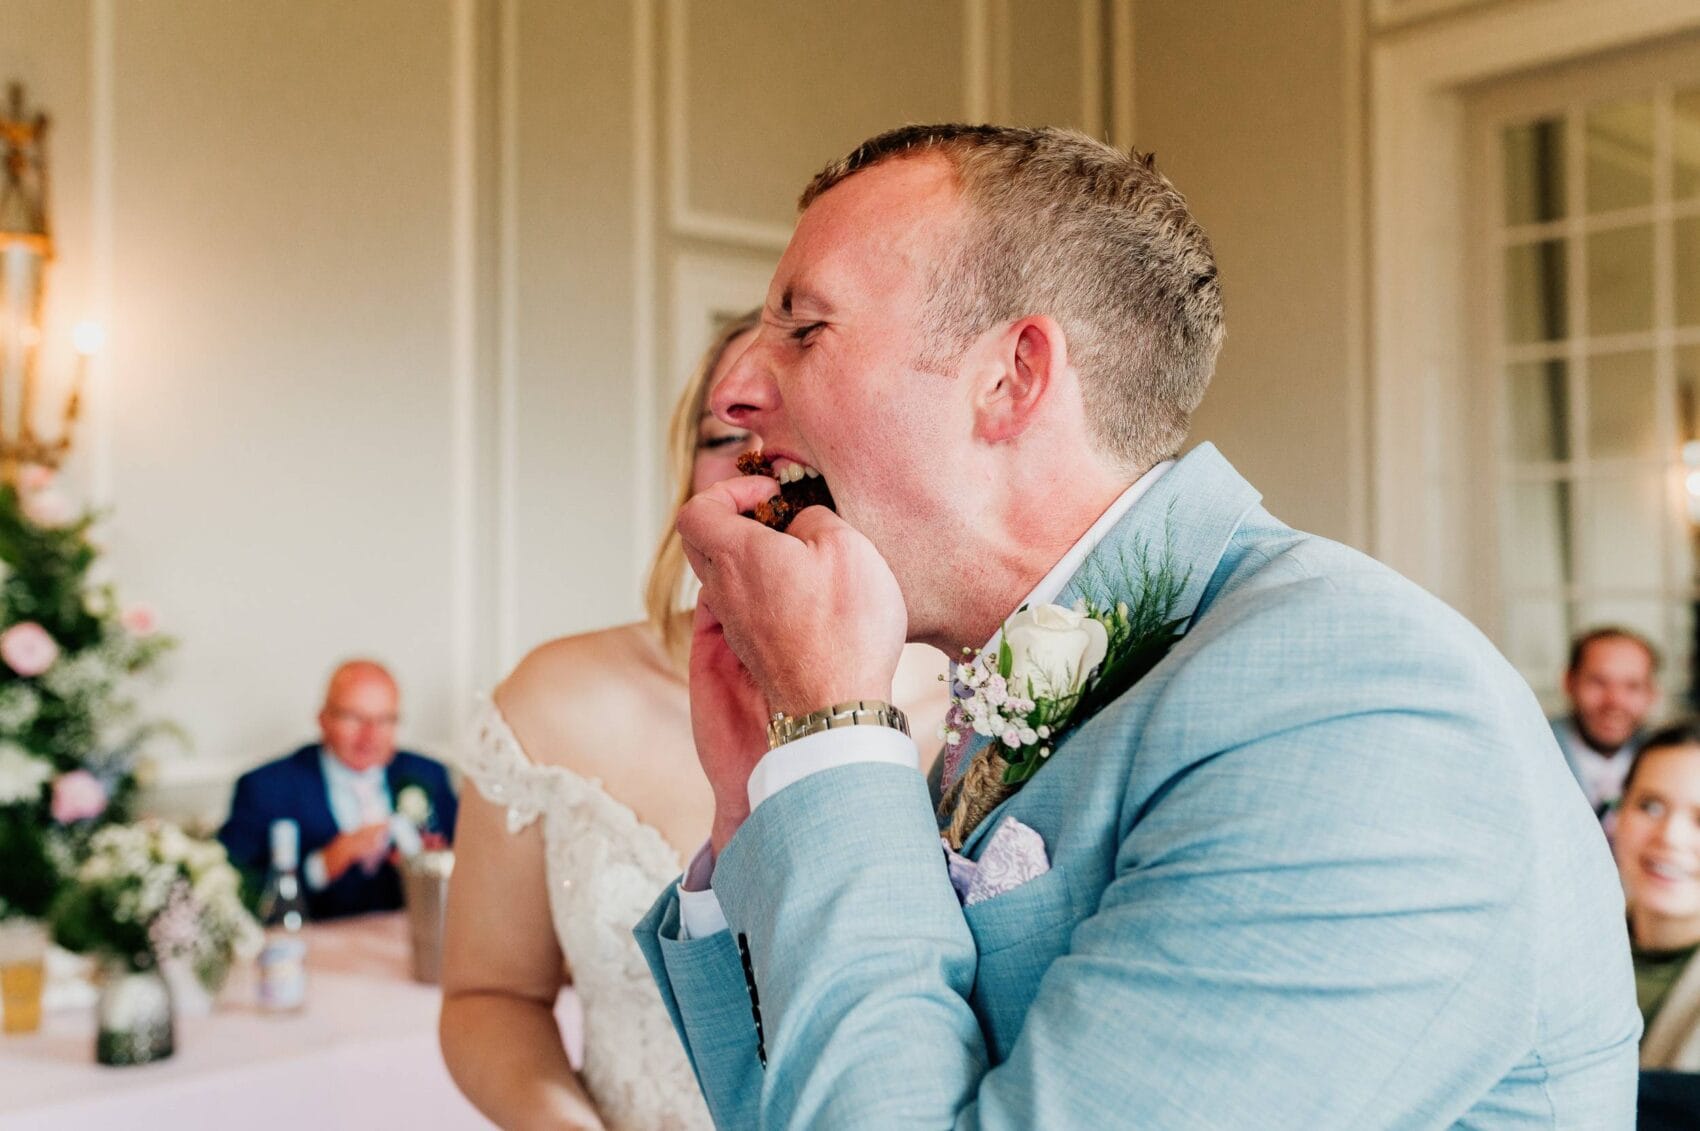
0;82;96;487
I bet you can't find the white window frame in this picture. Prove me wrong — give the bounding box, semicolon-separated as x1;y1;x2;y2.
1369;0;1700;628
1466;41;1700;704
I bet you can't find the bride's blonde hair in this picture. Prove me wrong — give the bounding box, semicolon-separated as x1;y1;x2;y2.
643;308;763;669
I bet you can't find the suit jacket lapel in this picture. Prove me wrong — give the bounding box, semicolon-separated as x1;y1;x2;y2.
296;745;341;846
1051;442;1262;630
958;443;1263;858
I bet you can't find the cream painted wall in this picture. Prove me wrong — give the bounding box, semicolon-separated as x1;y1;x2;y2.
1;0;1118;822
1134;0;1361;547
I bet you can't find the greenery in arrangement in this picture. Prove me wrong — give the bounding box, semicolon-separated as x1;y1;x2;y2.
51;819;261;985
0;466;178;922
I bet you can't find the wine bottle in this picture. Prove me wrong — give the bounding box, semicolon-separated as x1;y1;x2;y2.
256;819;308;1013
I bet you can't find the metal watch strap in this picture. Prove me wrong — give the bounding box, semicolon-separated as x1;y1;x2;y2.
766;698;910;750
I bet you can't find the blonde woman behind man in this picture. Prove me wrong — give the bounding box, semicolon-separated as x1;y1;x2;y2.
439;311;950;1131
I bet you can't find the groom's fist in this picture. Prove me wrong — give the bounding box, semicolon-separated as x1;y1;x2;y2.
677;476;906;720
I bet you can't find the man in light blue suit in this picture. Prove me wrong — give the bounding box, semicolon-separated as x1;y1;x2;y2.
636;124;1639;1128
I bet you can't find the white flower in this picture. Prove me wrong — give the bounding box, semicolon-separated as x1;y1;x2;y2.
156;823;193;865
1003;603;1110;701
22;488;76;529
396;785;431;826
0;684;41;732
0;741;53;804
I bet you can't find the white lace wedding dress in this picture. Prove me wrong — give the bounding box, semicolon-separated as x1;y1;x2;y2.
455;700;713;1131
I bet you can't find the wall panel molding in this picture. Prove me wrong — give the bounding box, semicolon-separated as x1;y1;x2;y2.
1108;0;1135;147
495;0;519;674
663;1;793;253
449;0;478;737
89;0;114;506
633;0;661;572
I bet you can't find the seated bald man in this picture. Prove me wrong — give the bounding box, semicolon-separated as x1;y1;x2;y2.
218;660;458;920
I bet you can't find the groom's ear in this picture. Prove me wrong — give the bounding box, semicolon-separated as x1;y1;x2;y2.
972;316;1068;444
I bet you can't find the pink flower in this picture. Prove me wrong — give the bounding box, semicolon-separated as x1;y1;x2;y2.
120;604;159;637
0;622;58;676
21;489;74;529
16;464;54;494
51;770;108;823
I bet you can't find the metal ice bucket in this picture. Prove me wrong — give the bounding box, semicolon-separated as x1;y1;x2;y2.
401;850;455;984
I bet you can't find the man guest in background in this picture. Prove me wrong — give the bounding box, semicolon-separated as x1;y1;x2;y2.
1552;627;1661;817
219;659;457;919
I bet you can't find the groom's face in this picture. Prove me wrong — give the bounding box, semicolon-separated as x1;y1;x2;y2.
710;155;975;631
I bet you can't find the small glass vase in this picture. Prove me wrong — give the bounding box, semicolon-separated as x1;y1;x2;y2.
95;960;174;1066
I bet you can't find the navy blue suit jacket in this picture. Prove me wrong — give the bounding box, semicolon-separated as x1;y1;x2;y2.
217;745;458;920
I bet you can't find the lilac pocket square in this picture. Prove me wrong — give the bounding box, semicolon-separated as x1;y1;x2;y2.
940;816;1051;907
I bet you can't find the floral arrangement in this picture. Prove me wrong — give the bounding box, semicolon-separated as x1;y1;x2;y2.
50;819;261;987
0;466;177;923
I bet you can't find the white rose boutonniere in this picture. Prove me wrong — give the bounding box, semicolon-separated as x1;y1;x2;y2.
395;785;431;827
1003;604;1110;701
939;541;1192;841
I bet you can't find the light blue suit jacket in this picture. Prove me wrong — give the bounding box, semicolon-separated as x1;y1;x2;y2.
636;443;1639;1129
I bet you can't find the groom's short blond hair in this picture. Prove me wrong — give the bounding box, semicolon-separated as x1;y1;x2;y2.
802;124;1224;471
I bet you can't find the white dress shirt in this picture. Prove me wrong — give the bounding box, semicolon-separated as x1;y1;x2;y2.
302;749;422;889
678;461;1175;939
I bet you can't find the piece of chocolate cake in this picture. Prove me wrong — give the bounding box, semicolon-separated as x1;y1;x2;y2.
736;450;836;532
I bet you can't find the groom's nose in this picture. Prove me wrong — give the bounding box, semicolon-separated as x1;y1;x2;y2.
711;327;781;429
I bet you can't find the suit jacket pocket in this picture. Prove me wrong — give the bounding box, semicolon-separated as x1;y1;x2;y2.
963;864;1074;956
964;866;1077;1062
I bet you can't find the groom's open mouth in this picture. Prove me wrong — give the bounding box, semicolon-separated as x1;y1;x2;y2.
737;449;836;532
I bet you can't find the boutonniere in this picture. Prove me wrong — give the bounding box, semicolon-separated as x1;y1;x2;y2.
394;783;432;829
939;546;1188;848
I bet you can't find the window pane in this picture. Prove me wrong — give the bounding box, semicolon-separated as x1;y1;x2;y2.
1575;598;1666;644
1503;117;1567;224
1587;224;1654;337
1587;349;1659;459
1677;86;1700;201
1670;603;1696;710
1505;240;1569;343
1679;216;1700;329
1586;98;1655;213
1578;475;1666;589
1507;359;1570;462
1506;479;1573;588
1504;597;1572;706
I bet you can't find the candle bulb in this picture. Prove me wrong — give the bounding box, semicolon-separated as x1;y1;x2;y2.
61;321;102;447
72;321;105;357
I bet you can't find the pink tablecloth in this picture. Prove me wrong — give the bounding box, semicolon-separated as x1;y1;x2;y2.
0;913;555;1130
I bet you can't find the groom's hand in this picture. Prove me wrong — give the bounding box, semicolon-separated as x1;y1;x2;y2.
680;475;907;845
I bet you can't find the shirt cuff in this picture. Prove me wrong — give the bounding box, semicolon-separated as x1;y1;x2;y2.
389;814;423;859
746;723;919;811
676;841;727;940
303;850;329;892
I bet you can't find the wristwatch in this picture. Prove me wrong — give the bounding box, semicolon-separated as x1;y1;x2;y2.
766;699;910;750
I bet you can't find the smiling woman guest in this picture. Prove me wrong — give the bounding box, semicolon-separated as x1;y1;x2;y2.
1614;719;1700;1068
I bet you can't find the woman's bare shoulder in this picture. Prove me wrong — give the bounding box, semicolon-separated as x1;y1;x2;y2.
493;623;680;771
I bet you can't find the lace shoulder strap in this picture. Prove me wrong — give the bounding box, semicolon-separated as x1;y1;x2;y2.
451;697;562;833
